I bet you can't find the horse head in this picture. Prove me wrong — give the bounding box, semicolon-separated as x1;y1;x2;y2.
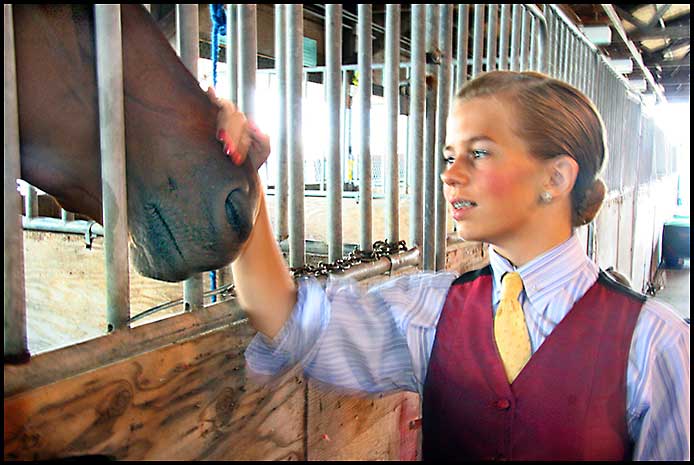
13;4;258;282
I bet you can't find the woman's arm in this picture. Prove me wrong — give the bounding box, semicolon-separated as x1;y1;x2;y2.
209;87;296;339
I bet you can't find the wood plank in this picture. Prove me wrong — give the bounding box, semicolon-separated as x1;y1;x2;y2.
4;323;306;460
306;380;421;461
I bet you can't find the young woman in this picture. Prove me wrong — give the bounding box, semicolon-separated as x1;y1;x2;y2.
210;71;689;461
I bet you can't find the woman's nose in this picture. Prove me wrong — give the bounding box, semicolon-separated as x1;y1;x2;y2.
440;164;468;186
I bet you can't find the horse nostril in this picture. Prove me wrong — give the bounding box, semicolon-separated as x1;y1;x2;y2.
225;188;252;240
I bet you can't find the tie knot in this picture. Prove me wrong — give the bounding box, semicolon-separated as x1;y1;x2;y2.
501;272;523;301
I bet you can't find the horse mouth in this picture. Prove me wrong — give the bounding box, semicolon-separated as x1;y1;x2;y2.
225;188;252;242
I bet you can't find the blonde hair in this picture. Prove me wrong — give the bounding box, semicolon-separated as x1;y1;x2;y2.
455;71;607;227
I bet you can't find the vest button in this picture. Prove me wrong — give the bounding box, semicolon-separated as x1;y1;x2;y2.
494;399;511;410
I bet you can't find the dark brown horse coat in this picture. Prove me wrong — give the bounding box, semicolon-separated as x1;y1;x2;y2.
12;4;258;282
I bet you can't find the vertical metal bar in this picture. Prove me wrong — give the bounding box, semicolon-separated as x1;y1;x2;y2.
24;185;38;219
409;4;425;250
238;5;257;119
287;4;305;267
358;5;373;252
227;4;238;103
326;5;342;261
385;4;400;244
498;4;511;70
143;4;151;13
562;26;570;82
435;4;453;271
423;4;439;270
485;4;498;72
471;5;484;77
456;4;470;89
529;16;537;71
176;4;203;311
4;4;29;360
95;5;130;330
61;209;75;222
274;4;288;241
520;7;530;71
510;4;521;71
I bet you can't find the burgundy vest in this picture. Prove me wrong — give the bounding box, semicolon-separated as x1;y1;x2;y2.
422;266;645;461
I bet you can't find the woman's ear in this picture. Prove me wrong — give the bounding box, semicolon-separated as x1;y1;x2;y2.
544;155;579;197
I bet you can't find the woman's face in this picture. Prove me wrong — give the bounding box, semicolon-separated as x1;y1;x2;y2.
441;96;549;248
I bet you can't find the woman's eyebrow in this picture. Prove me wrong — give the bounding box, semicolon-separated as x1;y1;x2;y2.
444;135;495;152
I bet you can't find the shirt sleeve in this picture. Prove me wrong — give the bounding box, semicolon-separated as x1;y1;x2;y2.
245;271;456;394
627;298;690;461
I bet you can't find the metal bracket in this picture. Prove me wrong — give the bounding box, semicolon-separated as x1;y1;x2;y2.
85;221;98;249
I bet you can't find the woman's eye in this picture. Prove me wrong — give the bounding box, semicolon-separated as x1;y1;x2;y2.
443;154;456;164
470;149;489;159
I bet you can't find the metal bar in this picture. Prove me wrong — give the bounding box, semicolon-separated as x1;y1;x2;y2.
176;4;203;312
601;4;666;102
471;5;484;77
95;5;130;331
409;4;425;250
423;4;439;270
274;4;288;241
524;4;548;73
385;4;400;244
510;4;521;71
498;4;511;70
323;247;421;283
238;5;257;119
435;4;453;271
358;4;373;252
485;4;498;72
227;4;238;103
22;217;104;236
326;4;343;262
529;16;537;71
61;209;75;222
287;4;305;267
24;185;38;219
520;7;530;71
4;4;29;361
456;4;470;89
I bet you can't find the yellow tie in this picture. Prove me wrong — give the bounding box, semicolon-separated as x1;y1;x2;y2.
494;272;531;384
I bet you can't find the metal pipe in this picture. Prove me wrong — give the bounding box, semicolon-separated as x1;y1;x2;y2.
601;4;666;102
524;4;548;73
287;4;305;267
456;5;470;89
176;4;203;312
61;209;75;222
423;4;439;270
498;5;511;70
510;4;521;72
520;7;530;71
529;16;537;71
385;4;400;244
435;4;453;271
95;5;130;331
227;4;238;103
317;247;421;284
274;5;288;241
358;5;373;252
24;185;38;219
485;4;498;72
471;5;484;77
326;5;343;262
409;5;425;250
22;217;105;236
238;5;257;120
4;4;29;361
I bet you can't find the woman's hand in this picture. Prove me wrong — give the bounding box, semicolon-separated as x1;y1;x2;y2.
207;86;270;170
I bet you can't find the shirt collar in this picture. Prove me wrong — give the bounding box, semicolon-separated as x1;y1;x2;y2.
488;233;595;305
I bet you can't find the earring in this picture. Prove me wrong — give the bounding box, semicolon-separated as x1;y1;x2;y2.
540;191;553;203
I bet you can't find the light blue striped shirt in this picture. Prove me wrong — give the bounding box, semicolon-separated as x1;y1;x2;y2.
246;234;690;460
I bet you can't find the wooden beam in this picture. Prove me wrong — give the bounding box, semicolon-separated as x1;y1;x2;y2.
614;5;647;29
632;24;690;41
647;4;672;28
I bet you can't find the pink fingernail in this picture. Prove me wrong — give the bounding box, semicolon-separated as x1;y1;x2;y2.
217;129;226;141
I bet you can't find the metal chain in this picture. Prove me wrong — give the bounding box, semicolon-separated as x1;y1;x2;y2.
290;239;408;279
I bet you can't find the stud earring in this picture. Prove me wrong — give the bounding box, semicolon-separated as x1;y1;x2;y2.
540;191;553;203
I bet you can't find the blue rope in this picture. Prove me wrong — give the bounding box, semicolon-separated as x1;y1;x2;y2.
209;5;227;302
209;4;227;88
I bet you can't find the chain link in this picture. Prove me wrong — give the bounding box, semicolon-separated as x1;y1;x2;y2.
290;239;408;279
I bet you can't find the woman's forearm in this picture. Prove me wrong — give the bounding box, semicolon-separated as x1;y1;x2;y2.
231;189;297;339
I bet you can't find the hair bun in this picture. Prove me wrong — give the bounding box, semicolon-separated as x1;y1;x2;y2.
574;178;606;226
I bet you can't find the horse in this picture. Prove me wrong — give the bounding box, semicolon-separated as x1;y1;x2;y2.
11;4;258;282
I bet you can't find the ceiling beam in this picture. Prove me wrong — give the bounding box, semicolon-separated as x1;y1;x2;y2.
647;4;672;28
631;24;690;41
614;5;647;29
601;4;667;102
